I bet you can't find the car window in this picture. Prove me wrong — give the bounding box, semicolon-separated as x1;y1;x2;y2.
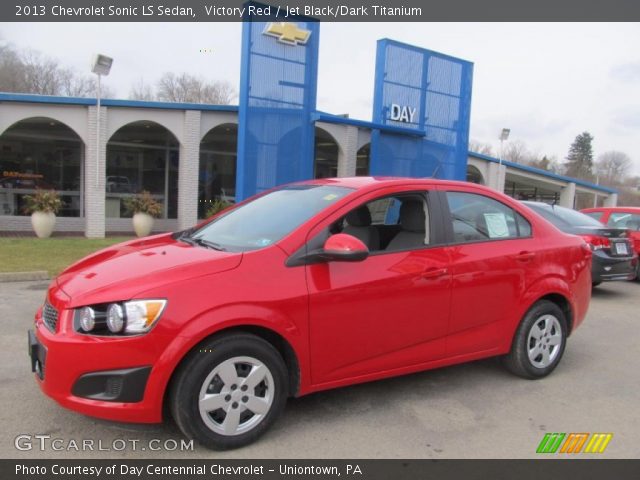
191;185;353;251
583;211;604;222
525;203;603;229
608;212;640;231
340;194;430;252
446;191;531;243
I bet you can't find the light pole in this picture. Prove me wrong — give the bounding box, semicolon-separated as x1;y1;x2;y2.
499;128;510;166
91;54;113;187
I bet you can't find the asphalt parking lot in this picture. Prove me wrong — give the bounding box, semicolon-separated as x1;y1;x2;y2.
1;280;639;459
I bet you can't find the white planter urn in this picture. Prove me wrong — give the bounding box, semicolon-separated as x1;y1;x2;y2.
31;211;56;238
132;212;154;237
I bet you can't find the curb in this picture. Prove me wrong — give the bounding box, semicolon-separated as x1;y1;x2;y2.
0;271;50;282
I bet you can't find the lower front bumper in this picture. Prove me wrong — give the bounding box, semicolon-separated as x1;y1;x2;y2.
30;317;169;424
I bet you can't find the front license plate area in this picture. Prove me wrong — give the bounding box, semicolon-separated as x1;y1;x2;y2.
28;330;47;380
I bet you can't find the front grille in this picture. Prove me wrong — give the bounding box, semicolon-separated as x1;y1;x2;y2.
43;302;58;333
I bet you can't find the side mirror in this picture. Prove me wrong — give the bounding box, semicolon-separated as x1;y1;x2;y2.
286;233;370;267
319;233;369;262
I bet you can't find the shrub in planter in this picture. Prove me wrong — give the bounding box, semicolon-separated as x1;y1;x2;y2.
205;199;233;218
123;191;163;237
23;189;63;238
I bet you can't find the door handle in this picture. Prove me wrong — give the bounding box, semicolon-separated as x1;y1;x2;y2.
513;251;535;262
420;267;448;279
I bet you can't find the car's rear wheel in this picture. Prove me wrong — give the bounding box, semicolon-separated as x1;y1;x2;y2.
170;333;288;450
503;300;567;379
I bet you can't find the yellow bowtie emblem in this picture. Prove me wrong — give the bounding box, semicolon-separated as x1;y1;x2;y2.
263;22;311;46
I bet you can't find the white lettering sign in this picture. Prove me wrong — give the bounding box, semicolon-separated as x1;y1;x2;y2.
389;104;417;123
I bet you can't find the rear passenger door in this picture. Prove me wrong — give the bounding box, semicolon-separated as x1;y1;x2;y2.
439;188;535;357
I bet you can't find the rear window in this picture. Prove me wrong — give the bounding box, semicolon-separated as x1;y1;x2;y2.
583;211;604;222
607;212;640;231
524;203;603;228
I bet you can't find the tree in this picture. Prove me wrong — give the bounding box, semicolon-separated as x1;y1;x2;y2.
564;132;594;180
0;43;109;97
129;78;155;101
595;151;632;186
156;72;235;104
468;139;493;156
529;155;560;173
502;139;530;164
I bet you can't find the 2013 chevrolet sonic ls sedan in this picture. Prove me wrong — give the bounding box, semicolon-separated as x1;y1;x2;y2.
29;177;592;450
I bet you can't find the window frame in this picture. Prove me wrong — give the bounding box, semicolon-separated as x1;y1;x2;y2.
438;189;533;246
286;187;448;267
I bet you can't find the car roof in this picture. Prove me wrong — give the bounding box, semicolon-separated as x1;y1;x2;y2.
582;206;640;213
292;176;490;192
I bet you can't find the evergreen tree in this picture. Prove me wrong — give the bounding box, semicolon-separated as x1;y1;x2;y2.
564;132;594;180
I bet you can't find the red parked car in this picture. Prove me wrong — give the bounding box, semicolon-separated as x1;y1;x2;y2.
29;178;592;450
581;206;640;281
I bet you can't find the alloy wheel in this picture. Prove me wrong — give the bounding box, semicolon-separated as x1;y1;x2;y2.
526;314;563;369
198;356;274;436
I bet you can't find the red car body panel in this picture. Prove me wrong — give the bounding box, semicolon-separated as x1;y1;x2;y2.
581;207;640;257
32;178;592;424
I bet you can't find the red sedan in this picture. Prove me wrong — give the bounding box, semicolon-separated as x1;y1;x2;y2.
29;177;592;449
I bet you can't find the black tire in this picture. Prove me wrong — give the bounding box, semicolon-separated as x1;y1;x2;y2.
503;300;568;379
592;281;602;287
170;333;288;450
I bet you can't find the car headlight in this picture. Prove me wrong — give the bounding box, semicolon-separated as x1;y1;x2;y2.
75;299;167;335
79;306;95;332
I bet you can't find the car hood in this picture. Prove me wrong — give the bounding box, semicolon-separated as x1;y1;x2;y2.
56;233;242;308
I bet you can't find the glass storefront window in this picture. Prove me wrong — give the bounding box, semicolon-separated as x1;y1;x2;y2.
106;121;178;219
0;117;83;217
199;124;238;219
356;143;370;176
314;128;339;179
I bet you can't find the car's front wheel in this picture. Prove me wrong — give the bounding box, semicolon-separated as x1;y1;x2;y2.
503;300;567;379
170;333;288;450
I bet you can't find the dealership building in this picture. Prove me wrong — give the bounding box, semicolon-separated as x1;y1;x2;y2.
0;21;617;237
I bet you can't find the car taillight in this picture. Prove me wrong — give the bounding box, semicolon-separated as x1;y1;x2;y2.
579;235;610;251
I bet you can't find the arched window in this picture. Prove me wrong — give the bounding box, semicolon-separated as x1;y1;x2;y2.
314;127;339;179
466;165;485;185
356;143;370;176
106;121;179;219
0;117;83;217
199;123;238;219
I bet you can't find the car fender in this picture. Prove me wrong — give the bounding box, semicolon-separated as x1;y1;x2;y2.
499;273;576;352
142;303;307;419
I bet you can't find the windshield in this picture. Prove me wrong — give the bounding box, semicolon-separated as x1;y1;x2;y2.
524;202;603;229
188;185;352;251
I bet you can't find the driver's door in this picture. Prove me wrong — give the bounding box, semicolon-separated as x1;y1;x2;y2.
305;190;452;387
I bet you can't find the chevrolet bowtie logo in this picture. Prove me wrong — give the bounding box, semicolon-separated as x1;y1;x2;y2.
263;22;311;46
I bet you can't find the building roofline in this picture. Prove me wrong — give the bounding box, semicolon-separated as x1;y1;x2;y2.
469;151;618;194
0;92;239;112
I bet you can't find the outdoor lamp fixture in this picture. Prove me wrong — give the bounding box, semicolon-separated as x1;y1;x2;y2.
91;54;113;187
499;128;510;166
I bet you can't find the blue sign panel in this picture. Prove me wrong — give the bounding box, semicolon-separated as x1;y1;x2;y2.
370;39;473;180
236;10;320;200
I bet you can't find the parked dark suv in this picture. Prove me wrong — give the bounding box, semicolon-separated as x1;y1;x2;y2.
523;201;637;285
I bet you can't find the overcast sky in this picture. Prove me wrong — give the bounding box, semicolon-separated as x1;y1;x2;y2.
2;22;639;175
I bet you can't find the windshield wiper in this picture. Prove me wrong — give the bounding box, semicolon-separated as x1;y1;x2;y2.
191;237;227;251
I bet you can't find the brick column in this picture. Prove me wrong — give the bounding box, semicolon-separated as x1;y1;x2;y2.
337;126;358;177
559;182;576;208
487;162;506;193
177;110;201;231
84;105;107;238
603;193;618;207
